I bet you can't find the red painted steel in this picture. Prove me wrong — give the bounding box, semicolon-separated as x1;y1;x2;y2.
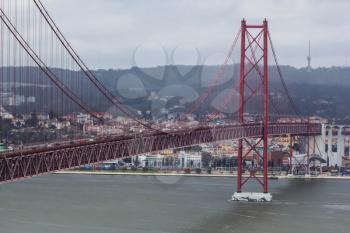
0;123;321;184
237;19;246;193
0;0;323;198
237;19;271;193
290;135;293;174
307;120;310;174
263;19;269;193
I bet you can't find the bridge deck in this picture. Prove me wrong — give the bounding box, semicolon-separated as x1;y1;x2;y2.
0;123;321;184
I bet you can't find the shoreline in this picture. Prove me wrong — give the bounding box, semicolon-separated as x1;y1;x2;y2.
54;170;350;180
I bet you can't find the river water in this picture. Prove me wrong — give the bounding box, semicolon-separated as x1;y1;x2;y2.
0;174;349;233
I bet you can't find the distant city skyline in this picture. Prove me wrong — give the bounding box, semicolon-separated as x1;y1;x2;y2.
43;0;350;69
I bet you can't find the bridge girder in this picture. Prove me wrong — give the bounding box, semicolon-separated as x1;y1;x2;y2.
0;123;321;184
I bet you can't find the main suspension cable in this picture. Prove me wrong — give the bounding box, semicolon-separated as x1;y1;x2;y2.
268;30;301;116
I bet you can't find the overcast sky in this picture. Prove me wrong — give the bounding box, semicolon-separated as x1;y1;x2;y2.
43;0;350;69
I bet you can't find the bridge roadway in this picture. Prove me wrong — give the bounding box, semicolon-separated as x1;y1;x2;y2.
0;123;321;184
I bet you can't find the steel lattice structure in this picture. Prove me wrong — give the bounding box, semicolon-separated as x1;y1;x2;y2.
0;123;321;184
0;0;323;197
237;19;271;194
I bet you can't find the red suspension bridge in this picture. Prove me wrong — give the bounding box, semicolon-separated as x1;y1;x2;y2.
0;0;322;201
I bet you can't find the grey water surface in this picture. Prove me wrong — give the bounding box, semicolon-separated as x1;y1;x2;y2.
0;175;349;233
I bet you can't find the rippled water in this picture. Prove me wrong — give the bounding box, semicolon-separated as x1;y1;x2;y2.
0;175;349;233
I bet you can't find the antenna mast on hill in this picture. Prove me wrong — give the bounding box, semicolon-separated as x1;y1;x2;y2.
307;40;311;72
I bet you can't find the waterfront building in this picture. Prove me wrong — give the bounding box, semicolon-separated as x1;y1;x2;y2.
313;124;350;167
178;151;202;169
137;154;170;168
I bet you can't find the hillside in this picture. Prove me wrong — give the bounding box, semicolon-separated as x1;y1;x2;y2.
1;65;349;122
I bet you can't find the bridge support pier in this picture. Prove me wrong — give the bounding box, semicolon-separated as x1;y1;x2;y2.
232;192;272;202
289;135;294;174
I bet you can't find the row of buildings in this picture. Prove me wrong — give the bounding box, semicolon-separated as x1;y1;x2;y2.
3;103;350;169
99;151;202;170
133;151;202;169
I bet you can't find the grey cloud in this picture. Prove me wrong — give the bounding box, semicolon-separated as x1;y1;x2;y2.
43;0;350;69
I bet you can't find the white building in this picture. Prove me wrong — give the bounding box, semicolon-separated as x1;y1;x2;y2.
46;120;70;130
138;154;166;168
311;124;350;167
0;106;13;119
135;151;202;169
76;113;91;124
37;114;50;121
178;151;202;169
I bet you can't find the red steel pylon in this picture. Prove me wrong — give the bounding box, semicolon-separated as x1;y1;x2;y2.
237;19;269;193
289;135;294;174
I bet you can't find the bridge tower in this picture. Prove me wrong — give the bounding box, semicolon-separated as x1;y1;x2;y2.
233;19;272;202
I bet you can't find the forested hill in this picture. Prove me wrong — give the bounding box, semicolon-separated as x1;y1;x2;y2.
1;65;350;122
